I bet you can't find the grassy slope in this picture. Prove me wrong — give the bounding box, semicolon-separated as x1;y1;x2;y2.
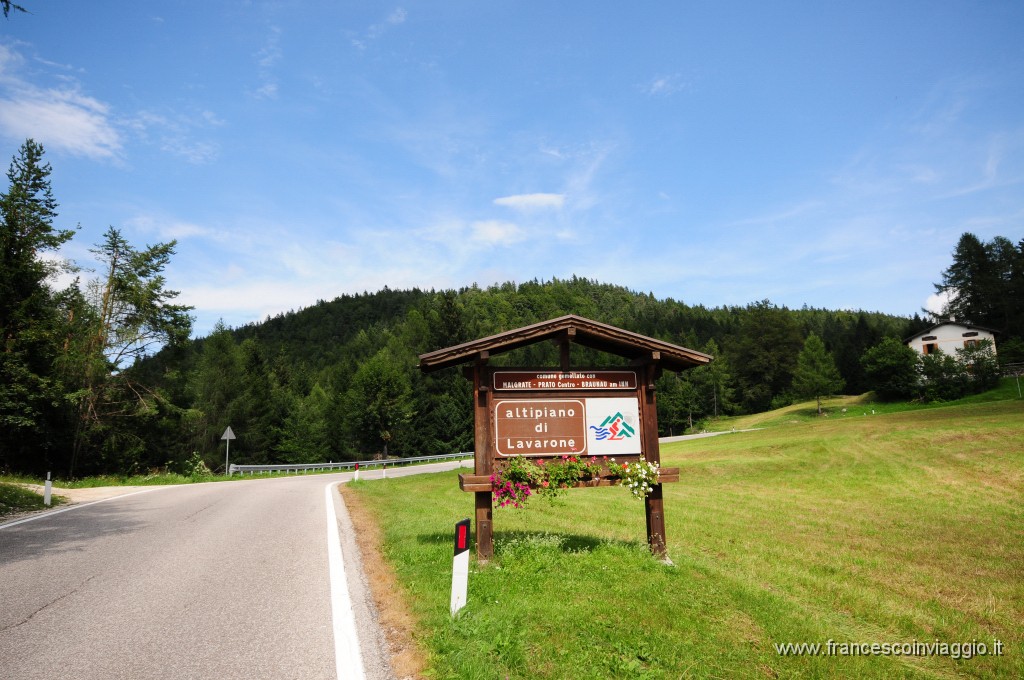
347;396;1023;679
705;377;1022;431
0;482;65;517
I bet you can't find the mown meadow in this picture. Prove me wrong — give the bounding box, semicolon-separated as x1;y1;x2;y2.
346;396;1023;678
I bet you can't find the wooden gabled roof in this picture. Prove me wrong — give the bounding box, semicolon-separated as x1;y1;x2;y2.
418;314;712;373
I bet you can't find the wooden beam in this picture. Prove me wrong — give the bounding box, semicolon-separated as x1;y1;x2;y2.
418;314;712;373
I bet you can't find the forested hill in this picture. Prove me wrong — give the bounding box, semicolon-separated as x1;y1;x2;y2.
222;286;431;366
134;277;922;473
186;279;918;373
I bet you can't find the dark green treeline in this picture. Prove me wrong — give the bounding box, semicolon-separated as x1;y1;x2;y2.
132;280;920;472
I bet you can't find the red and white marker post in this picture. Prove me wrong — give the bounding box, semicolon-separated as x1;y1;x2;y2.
450;518;471;615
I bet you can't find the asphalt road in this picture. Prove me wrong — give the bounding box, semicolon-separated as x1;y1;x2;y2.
0;462;470;680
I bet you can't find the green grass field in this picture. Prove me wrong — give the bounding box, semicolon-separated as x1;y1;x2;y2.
704;377;1023;432
348;397;1023;678
0;481;63;517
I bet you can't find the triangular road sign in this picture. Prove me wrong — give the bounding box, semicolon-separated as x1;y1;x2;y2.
221;426;236;440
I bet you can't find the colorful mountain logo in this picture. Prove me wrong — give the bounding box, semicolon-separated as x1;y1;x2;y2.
589;412;636;441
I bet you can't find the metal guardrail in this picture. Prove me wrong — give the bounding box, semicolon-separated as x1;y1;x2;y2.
228;452;473;476
1001;362;1024;377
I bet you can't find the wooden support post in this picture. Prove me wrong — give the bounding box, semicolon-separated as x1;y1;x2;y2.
640;361;669;560
554;328;575;372
474;490;493;561
472;359;494;561
645;482;667;557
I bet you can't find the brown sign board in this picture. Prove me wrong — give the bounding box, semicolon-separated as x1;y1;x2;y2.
416;315;712;560
494;399;586;456
493;396;642;457
493;370;638;391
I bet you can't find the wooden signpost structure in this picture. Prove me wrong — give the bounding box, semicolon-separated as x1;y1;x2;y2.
418;315;711;561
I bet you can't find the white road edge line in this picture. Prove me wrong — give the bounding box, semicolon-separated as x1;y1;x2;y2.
0;487;166;530
325;481;366;680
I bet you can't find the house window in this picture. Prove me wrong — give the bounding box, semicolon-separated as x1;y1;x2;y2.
923;343;938;355
962;331;979;338
922;335;938;341
964;339;980;348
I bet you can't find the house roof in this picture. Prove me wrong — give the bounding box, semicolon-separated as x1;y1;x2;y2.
418;314;712;373
904;322;1000;343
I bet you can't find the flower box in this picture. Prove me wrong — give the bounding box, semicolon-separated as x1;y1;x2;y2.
458;467;679;493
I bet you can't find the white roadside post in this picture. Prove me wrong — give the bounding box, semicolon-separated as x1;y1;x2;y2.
450;518;471;616
222;426;236;476
354;462;359;481
43;471;52;506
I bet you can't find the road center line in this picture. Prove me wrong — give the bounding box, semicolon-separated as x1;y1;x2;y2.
325;481;366;680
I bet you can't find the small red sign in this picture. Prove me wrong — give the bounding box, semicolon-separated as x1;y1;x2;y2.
454;518;471;555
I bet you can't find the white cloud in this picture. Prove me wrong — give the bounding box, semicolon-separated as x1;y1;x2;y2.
642;73;687;96
470;219;524;246
728;201;823;228
925;290;952;317
124;109;221;164
201;110;225;126
126;214;213;241
493;193;565;211
539;144;567;160
941;131;1024;198
0;43;218;165
354;7;409;49
0;46;122;160
252;26;282;99
0;43;25;73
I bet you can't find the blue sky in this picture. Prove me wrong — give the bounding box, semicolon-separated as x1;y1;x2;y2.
2;2;1022;337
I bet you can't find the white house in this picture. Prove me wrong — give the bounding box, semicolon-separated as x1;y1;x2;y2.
905;322;998;357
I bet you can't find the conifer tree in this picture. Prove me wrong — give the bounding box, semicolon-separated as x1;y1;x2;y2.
69;226;193;474
936;233;1024;340
345;347;414;457
0;140;76;472
792;334;845;415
